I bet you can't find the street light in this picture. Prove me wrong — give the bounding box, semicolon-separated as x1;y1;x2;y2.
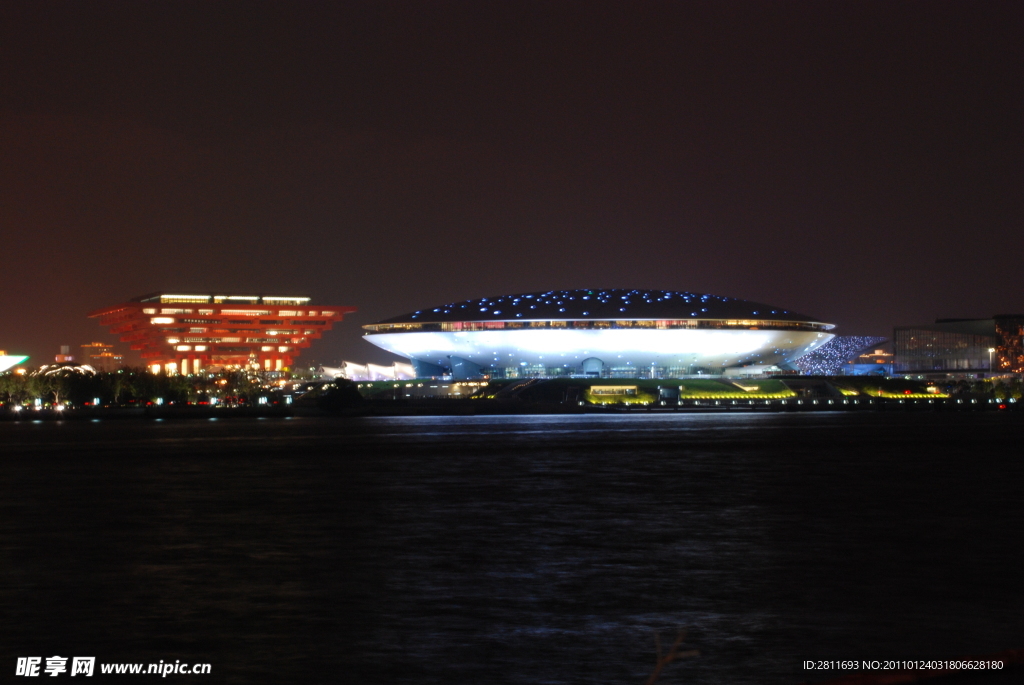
988;347;996;377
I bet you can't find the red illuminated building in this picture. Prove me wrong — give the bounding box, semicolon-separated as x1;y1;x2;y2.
89;293;356;374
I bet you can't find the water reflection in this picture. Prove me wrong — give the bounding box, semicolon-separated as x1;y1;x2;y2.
1;412;1022;683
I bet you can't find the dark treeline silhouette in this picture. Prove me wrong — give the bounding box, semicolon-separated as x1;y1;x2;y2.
0;367;281;408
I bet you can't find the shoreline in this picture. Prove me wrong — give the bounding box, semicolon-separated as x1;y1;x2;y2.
1;396;1017;421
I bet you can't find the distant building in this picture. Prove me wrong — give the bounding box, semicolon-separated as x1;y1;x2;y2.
55;345;75;363
79;342;124;372
320;361;417;381
844;347;893;376
89;293;356;374
893;315;1024;377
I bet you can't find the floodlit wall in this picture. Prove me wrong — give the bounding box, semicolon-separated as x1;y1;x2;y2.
364;327;833;378
336;361;417;381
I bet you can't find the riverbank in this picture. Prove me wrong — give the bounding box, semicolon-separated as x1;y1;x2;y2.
1;394;1017;420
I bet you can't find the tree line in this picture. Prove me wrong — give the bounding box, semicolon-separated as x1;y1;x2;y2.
0;367;287;408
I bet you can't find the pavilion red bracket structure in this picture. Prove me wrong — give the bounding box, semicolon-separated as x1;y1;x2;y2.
89;293;356;374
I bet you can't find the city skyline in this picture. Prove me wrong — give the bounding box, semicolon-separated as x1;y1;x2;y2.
1;2;1021;365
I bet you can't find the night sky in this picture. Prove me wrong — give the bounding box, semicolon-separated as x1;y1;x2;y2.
1;1;1020;366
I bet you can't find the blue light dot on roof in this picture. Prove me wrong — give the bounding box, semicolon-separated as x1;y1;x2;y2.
378;289;824;325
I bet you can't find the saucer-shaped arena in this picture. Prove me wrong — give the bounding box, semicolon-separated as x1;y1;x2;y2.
363;289;835;379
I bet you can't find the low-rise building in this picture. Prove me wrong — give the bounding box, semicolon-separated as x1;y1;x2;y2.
79;342;124;372
893;315;1024;377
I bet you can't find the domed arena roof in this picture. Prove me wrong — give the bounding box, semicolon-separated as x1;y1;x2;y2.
376;289;825;324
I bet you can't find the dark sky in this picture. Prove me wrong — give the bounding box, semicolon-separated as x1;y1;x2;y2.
1;1;1021;366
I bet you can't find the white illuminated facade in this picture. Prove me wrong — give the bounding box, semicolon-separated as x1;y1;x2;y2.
0;354;29;373
320;362;417;381
364;289;835;379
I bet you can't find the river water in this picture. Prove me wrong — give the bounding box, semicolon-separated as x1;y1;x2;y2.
2;412;1022;683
